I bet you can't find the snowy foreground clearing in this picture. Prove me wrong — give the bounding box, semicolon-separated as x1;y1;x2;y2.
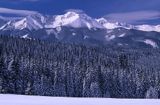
0;94;160;105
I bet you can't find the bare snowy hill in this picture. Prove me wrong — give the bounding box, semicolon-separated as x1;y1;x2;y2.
0;94;160;105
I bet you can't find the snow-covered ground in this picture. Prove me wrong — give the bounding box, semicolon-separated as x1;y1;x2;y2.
0;94;160;105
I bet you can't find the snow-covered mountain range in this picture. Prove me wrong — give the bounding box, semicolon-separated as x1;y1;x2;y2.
1;11;159;32
0;11;160;48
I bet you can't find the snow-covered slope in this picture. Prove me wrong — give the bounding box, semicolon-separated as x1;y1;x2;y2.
143;39;159;48
0;21;14;30
96;18;133;30
96;18;119;29
0;94;160;105
96;18;160;33
14;14;44;30
135;25;160;32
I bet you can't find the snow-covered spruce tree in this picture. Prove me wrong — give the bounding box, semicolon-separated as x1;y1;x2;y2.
90;82;102;97
0;57;5;93
12;59;24;94
0;78;2;93
25;82;32;95
146;86;158;99
53;66;66;96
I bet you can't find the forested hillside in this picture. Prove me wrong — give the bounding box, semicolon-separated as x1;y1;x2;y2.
0;35;160;98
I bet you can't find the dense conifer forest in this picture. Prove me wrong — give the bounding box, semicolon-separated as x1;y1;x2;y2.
0;35;160;98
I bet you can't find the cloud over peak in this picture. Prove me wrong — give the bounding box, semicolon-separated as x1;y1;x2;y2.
0;7;38;16
105;11;160;24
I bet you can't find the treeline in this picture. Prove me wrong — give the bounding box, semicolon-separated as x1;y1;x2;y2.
0;35;160;98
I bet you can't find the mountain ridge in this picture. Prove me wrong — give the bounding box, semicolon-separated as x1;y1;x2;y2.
0;11;159;32
0;11;160;48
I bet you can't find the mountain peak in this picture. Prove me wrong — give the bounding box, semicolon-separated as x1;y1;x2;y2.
45;10;103;29
0;13;45;31
96;17;135;30
96;18;122;29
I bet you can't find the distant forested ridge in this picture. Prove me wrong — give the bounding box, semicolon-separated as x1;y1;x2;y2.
0;35;160;98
